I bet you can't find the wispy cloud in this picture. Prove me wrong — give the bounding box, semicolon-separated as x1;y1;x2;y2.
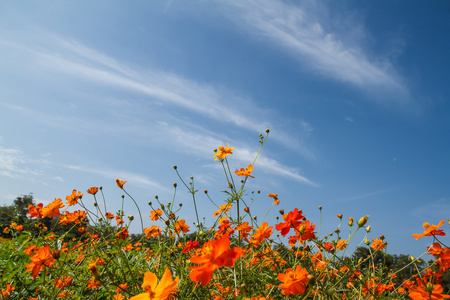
220;1;408;99
0;32;317;185
0;146;39;178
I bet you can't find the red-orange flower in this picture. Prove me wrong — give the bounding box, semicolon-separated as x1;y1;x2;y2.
213;143;234;161
41;198;65;218
25;245;56;279
412;220;446;240
235;164;255;178
27;203;44;219
116;179;127;189
183;240;200;253
276;208;304;237
189;235;244;286
129;267;179;300
278;265;309;296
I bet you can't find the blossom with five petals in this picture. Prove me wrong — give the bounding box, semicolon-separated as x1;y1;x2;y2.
278;265;309;296
213;143;234;161
411;220;446;240
129;267;179;300
189;235;244;286
25;245;56;279
235;164;255;178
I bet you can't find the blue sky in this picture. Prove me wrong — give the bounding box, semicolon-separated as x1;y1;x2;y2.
1;0;449;256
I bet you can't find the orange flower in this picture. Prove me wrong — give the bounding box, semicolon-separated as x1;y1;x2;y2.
278;265;309;296
144;226;162;239
87;279;101;289
1;283;14;299
25;245;56;279
115;283;129;293
408;278;450;300
412;220;446;240
213;203;232;218
116;179;127;189
87;187;99;195
54;275;73;289
129;267;179;300
336;239;348;251
235;164;255;178
65;189;82;206
213;143;234;161
150;209;163;221
268;193;279;205
371;237;386;251
41;198;65;218
189;235;244;286
175;219;190;234
250;222;273;246
15;225;24;231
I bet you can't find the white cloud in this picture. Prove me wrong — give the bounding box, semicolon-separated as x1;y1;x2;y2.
0;146;38;178
220;0;408;98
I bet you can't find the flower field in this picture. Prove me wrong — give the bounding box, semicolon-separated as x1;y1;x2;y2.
1;131;449;299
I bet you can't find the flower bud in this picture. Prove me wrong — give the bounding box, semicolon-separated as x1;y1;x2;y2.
279;209;284;215
365;226;371;233
173;183;177;188
319;206;322;210
348;217;354;226
364;239;370;245
244;207;250;213
337;214;343;219
128;215;134;221
173;165;177;169
204;190;208;194
148;201;152;206
358;215;369;227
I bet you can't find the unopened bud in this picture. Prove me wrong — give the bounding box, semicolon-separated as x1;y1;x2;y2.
348;217;354;226
279;209;284;215
165;220;170;225
366;226;371;233
155;195;158;199
173;183;177;188
365;239;370;245
265;128;270;133
173;165;177;169
128;215;134;221
307;275;315;285
337;214;343;219
179;203;182;207
99;186;103;190
319;206;322;210
244;207;249;213
93;202;98;207
358;215;369;227
204;190;208;194
148;201;152;206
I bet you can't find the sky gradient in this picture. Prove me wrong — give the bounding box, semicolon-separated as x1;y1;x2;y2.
1;0;449;256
